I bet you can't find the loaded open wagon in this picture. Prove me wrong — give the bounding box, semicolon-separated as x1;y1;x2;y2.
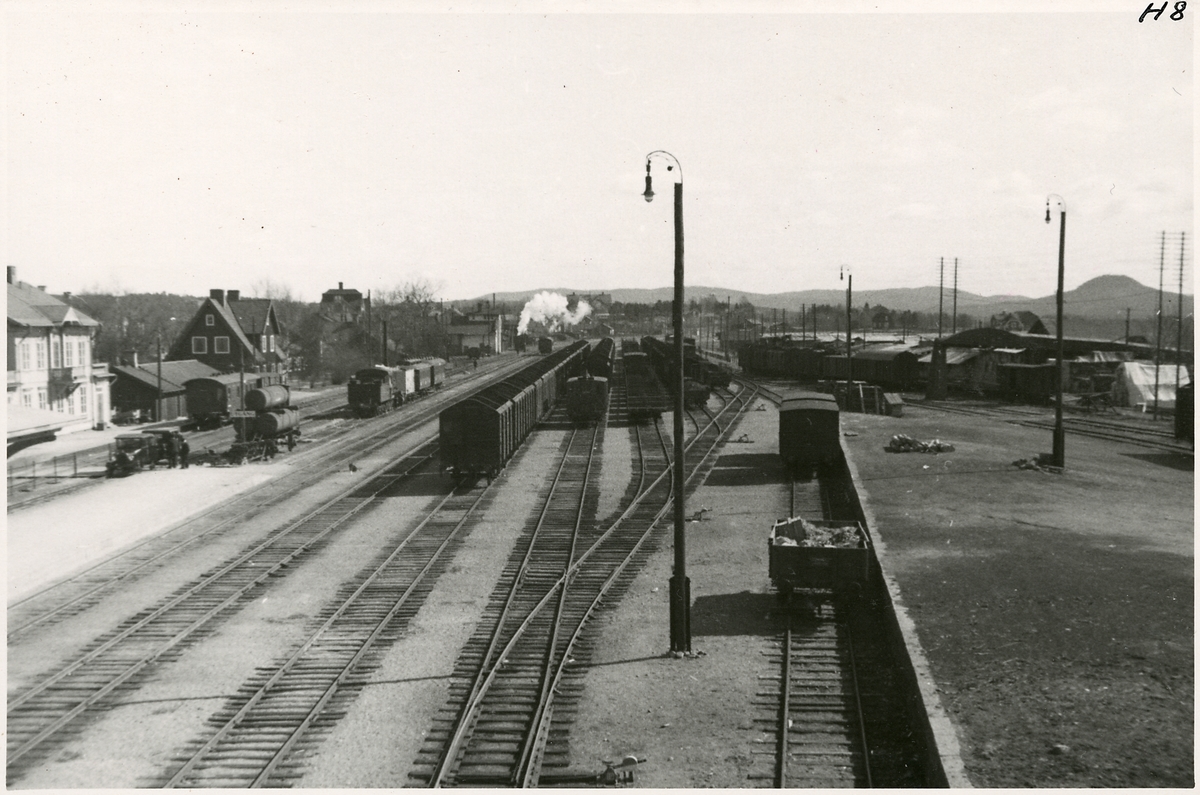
768;517;871;603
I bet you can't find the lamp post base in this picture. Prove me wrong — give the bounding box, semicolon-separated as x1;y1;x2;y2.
669;574;691;654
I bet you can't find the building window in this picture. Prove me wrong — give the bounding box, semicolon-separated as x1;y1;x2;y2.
51;339;61;368
19;340;31;371
37;388;47;410
22;390;32;408
192;336;208;354
64;338;74;367
35;340;46;370
206;314;215;326
78;386;88;414
77;339;88;365
214;336;230;354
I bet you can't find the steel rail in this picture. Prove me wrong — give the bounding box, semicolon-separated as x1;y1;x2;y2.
428;424;600;787
6;441;441;769
775;617;794;788
163;483;490;788
845;621;875;788
518;382;757;786
8;358;531;634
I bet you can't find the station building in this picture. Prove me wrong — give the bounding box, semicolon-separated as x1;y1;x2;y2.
7;267;114;441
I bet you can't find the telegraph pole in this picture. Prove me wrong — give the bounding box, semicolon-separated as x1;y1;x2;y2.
1176;232;1186;398
952;257;959;335
1154;231;1165;420
938;257;944;338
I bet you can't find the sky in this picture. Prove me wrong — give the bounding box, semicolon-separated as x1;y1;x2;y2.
4;2;1193;304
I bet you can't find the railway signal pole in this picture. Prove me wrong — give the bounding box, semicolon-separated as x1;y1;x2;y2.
643;150;690;654
1046;195;1066;468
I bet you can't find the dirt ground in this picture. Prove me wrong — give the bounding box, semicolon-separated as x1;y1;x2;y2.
568;396;1193;788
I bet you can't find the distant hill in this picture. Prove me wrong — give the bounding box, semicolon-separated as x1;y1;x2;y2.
469;275;1191;322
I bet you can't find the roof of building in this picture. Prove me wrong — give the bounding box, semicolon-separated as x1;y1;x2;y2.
8;281;100;329
206;298;260;358
115;359;221;393
114;366;186;394
228;297;275;335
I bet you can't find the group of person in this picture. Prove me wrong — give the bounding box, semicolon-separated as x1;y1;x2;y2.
164;431;190;469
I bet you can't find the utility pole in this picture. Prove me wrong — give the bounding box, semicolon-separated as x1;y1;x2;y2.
938;257;945;338
952;257;959;335
1176;232;1186;399
1125;308;1131;344
156;336;163;423
1154;231;1165;420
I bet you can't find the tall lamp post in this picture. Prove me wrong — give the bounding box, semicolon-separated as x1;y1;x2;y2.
643;150;690;654
1045;194;1066;468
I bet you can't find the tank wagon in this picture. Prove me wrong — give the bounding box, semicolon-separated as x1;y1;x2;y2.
537;336;554;355
778;390;841;475
184;372;284;428
229;385;300;462
440;340;588;480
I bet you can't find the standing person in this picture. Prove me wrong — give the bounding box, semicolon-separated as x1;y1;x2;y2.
166;433;178;469
179;436;191;469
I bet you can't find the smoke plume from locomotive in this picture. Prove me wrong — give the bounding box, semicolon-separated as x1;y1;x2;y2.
517;292;592;334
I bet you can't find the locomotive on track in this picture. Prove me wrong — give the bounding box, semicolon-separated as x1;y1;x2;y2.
346;359;447;418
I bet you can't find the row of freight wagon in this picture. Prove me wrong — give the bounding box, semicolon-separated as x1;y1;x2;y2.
439;340;591;480
739;341;920;391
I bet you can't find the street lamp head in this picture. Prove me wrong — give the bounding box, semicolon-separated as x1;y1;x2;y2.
643;161;655;202
1045;193;1065;223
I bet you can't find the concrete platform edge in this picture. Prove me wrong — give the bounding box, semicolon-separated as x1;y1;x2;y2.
842;446;974;788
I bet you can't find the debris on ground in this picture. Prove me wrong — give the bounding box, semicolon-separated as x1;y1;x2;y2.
1012;454;1064;474
886;433;956;453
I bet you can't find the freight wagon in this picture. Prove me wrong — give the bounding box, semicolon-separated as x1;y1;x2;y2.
778;390;841;475
565;374;609;424
440;340;588;480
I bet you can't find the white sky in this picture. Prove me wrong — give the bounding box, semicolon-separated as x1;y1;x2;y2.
4;2;1193;303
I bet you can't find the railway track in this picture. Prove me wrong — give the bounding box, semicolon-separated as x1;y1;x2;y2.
413;379;757;787
5;437;445;780
765;606;873;787
6;373;487;641
7;360;542;783
158;467;495;786
915;400;1190;453
739;373;936;787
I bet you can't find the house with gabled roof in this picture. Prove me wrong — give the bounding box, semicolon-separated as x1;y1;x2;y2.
7;266;114;438
166;289;286;374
